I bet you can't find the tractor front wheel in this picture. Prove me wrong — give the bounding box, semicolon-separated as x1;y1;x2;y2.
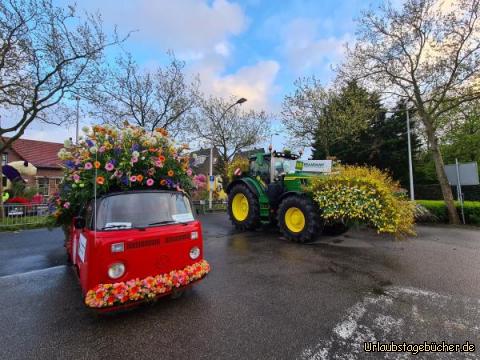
278;196;322;243
227;184;260;231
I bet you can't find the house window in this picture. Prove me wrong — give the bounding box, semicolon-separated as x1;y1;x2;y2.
37;178;50;196
2;153;7;166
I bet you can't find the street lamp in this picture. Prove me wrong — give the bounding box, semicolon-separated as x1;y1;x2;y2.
75;96;80;144
209;97;247;210
383;106;415;200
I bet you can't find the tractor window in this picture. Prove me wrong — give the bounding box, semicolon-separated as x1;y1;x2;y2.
249;155;270;182
274;158;293;178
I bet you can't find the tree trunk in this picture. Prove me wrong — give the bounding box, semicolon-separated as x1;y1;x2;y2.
425;125;460;224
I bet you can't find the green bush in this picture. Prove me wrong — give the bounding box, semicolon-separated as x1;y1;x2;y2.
416;200;480;225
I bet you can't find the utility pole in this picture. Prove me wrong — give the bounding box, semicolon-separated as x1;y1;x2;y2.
75;96;80;144
406;107;415;201
209;97;247;210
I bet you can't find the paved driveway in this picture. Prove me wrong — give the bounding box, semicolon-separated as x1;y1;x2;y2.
0;215;479;359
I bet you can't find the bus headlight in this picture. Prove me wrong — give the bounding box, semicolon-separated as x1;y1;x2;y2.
108;263;125;279
189;246;200;260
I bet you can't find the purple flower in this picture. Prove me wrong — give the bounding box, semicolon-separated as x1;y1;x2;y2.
132;143;140;151
86;140;94;147
84;162;93;170
65;160;75;169
121;176;129;185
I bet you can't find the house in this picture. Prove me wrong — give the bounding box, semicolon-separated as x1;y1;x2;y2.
189;147;266;176
1;137;64;198
189;148;221;175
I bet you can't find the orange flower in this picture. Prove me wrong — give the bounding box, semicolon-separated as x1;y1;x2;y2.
159;155;166;162
136;174;144;182
94;161;101;169
96;176;105;185
160;179;167;186
167;170;174;177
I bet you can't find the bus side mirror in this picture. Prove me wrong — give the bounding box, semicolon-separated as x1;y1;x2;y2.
74;216;86;229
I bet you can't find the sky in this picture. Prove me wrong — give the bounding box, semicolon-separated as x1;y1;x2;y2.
22;0;385;153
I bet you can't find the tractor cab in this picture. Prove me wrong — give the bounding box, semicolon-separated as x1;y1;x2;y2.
249;151;300;184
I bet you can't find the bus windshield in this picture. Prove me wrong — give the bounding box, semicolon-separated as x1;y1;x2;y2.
95;192;194;230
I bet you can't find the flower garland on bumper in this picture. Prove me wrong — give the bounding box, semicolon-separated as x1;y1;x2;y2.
51;124;194;227
85;260;210;308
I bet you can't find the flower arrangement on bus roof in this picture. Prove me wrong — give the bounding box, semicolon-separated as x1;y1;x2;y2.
51;124;194;227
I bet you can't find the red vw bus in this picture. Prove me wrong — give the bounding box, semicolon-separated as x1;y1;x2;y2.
67;189;210;310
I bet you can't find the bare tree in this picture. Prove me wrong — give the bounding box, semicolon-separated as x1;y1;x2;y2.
193;96;270;179
281;77;375;157
0;0;123;217
88;52;200;139
0;0;122;150
340;0;480;224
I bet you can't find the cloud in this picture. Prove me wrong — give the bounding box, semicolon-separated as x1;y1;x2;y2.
85;0;247;57
280;18;352;76
193;59;280;111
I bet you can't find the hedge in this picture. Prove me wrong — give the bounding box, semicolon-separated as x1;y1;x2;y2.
416;200;480;225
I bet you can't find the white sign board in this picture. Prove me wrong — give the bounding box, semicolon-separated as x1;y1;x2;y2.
293;160;332;173
445;162;479;186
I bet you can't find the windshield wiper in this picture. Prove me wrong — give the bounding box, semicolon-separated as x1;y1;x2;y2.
147;220;189;226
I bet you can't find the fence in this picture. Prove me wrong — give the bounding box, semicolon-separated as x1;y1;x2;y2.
193;200;227;214
0;204;52;229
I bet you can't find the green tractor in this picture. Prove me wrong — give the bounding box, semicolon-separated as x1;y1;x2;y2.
226;150;346;242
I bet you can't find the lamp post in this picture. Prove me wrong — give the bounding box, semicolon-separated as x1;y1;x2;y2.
209;97;247;210
75;96;80;144
405;107;414;201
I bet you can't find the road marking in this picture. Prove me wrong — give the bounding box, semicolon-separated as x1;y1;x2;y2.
0;265;67;280
299;286;480;360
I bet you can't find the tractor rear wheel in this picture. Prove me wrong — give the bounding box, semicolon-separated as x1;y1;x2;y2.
278;196;322;243
227;184;261;231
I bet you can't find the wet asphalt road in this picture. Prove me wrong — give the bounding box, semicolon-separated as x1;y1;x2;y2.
0;215;480;359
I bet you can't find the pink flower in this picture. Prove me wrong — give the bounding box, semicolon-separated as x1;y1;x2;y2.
146;178;154;186
72;174;80;182
98;146;106;153
63;202;70;209
84;162;93;170
155;160;163;168
114;170;123;178
130;175;137;182
105;162;114;171
131;156;138;163
186;168;193;176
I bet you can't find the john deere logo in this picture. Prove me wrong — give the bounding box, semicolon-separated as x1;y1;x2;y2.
295;161;304;171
